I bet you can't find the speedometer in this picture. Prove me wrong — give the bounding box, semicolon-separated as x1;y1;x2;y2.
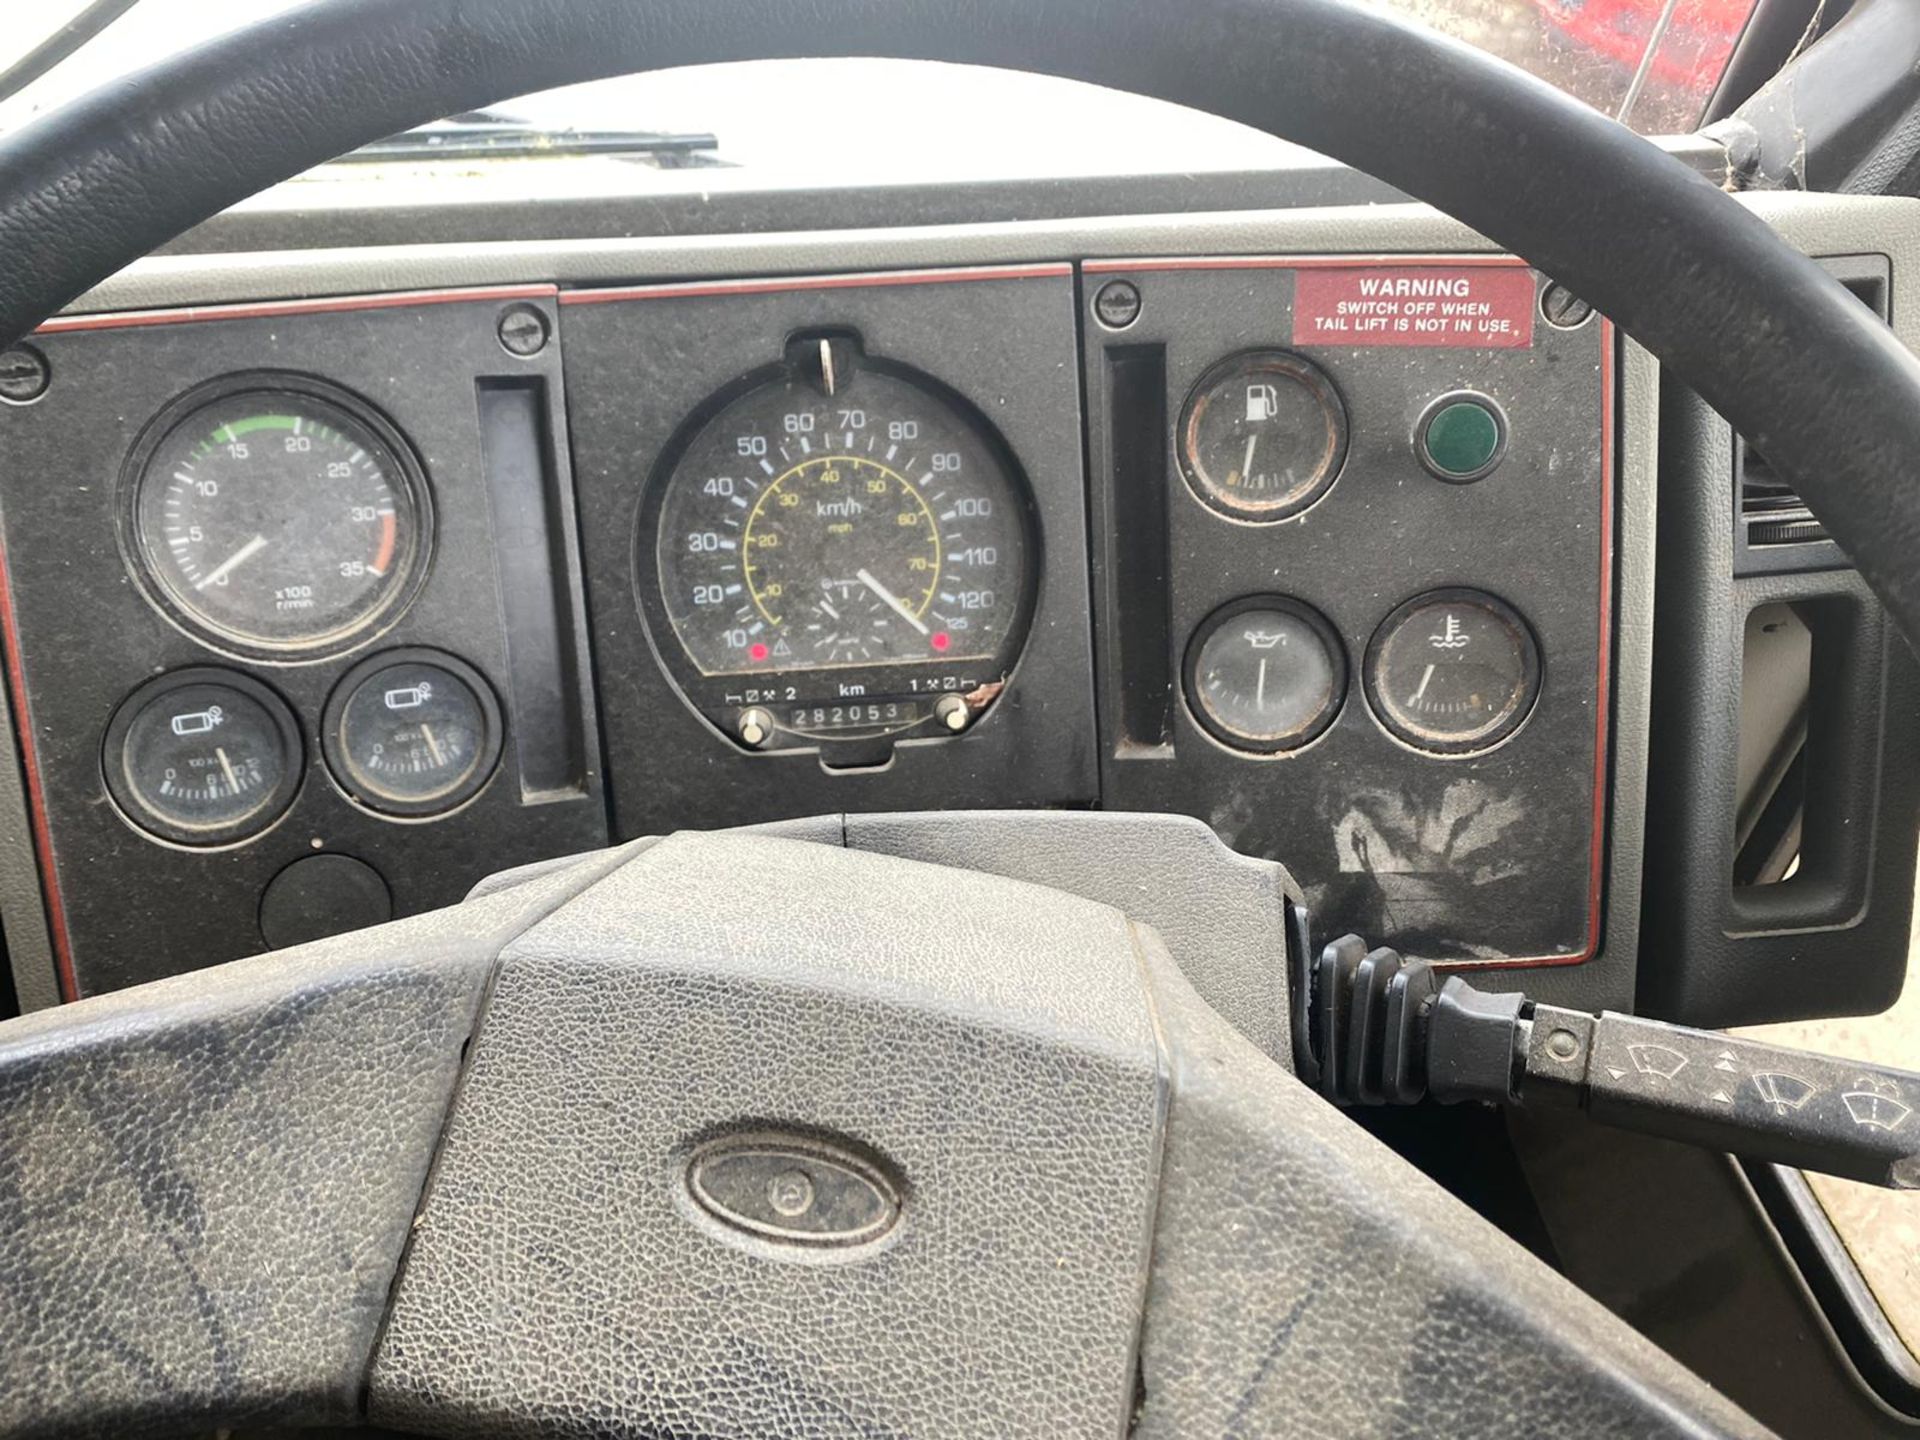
646;337;1035;748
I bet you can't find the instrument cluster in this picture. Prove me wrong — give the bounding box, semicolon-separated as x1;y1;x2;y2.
105;376;502;846
1083;257;1610;967
0;292;608;998
0;255;1613;998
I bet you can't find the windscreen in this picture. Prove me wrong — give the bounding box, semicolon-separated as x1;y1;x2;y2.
2;0;1765;158
1378;0;1763;133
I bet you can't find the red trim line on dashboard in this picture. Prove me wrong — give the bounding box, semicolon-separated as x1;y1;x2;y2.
0;540;78;1002
558;263;1075;307
1083;254;1531;274
1587;322;1618;963
34;283;558;335
1442;316;1617;972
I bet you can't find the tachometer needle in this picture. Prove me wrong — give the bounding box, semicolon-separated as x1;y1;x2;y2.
855;567;929;636
196;533;269;590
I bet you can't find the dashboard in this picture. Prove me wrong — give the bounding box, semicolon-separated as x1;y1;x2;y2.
0;184;1887;1012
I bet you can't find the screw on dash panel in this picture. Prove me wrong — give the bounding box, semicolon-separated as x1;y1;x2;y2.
1538;282;1595;331
0;345;50;405
1092;279;1143;331
496;303;551;357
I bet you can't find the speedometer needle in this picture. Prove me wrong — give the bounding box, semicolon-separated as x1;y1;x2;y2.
196;533;269;590
856;567;930;636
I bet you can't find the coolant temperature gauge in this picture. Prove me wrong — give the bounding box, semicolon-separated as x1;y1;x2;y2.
104;669;303;845
1364;589;1541;755
323;650;502;816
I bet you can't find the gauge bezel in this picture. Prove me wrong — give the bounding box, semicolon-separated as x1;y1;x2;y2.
320;647;504;819
118;371;435;663
1175;349;1350;523
1414;390;1510;484
634;348;1042;749
1362;587;1543;757
101;666;305;847
1182;594;1348;755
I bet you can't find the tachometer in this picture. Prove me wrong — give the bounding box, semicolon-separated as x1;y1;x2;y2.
646;337;1034;748
126;377;429;656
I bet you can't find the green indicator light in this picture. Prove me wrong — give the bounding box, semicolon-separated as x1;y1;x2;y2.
1422;400;1504;480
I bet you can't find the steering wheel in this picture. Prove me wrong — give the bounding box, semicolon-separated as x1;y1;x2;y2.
0;1;1902;1435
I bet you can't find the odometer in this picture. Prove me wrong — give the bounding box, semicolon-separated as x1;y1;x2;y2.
126;378;429;655
647;340;1035;747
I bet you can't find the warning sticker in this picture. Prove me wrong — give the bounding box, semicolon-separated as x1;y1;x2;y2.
1292;266;1536;349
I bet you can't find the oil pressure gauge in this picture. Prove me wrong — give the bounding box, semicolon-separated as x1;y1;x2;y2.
1364;589;1541;755
323;650;502;816
1185;597;1346;753
103;669;303;845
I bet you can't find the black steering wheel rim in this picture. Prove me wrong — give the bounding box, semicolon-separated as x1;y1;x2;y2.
0;0;1918;645
0;9;1875;1432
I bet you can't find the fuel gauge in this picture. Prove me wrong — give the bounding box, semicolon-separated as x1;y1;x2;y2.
104;669;302;845
1177;350;1348;521
323;650;502;816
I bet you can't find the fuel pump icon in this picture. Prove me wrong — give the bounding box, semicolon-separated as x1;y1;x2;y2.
1245;383;1280;423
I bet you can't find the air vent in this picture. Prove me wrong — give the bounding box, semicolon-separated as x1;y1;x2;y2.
1733;265;1886;575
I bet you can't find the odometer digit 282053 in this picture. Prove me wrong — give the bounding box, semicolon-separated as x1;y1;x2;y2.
124;376;429;657
646;337;1035;749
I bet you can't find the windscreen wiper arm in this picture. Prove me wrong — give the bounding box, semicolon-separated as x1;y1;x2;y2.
0;0;143;108
341;113;722;166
